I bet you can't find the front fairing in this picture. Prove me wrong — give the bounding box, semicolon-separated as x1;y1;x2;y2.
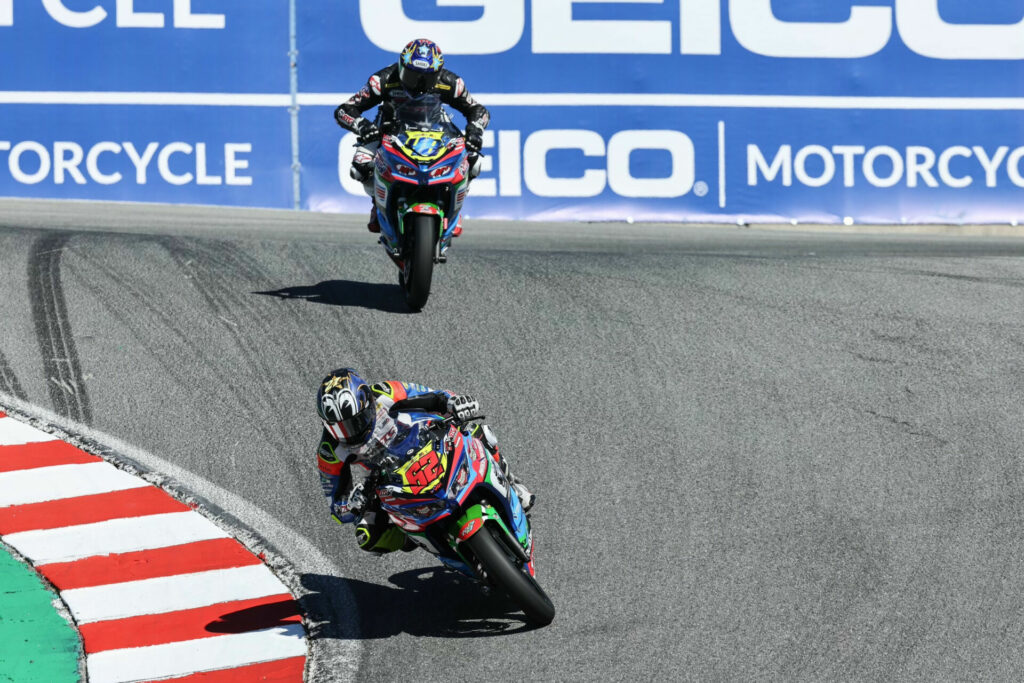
372;115;470;250
376;422;533;569
377;416;460;532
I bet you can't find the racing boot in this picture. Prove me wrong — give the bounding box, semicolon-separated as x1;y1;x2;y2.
512;481;535;513
367;204;380;233
356;521;406;554
350;152;374;186
452;214;463;238
480;424;535;513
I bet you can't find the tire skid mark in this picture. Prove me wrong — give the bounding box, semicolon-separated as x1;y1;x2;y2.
164;238;380;404
162;239;309;445
167;237;350;503
236;238;388;367
172;237;396;376
284;240;401;372
67;239;279;448
28;234;92;424
165;238;332;377
161;238;389;490
0;349;27;401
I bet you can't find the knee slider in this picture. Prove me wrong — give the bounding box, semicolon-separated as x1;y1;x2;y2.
481;424;498;450
468;155;482;181
356;524;406;553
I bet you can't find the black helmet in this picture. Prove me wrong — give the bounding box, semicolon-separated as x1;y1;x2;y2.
399;38;443;96
317;368;376;446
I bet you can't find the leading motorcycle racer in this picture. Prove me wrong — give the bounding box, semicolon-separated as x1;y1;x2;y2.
334;38;491;235
315;368;534;554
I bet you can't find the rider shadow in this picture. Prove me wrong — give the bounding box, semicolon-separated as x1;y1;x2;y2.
301;568;537;639
254;280;410;314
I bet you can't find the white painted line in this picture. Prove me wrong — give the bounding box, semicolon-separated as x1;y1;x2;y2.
718;120;726;209
63;564;292;624
1;90;1024;111
0;91;290;106
86;624;306;683
5;510;228;565
0;416;58;445
0;461;148;507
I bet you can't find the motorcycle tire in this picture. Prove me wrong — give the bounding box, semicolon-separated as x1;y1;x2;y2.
402;214;436;311
465;526;555;626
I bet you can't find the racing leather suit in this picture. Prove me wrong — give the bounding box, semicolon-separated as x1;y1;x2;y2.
334;64;491;194
317;380;497;553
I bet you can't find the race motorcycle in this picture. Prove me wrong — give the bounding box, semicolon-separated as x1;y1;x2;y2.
361;412;555;626
369;96;475;311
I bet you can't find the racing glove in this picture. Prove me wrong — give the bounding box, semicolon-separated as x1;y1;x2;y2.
331;484;368;524
355;118;381;143
448;394;482;421
464;123;484;154
331;499;356;525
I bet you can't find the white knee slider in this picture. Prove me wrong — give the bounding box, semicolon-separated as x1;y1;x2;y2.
481;424;498;450
468;155;483;180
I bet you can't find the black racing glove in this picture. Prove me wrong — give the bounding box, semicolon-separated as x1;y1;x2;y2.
464;123;484;154
355;119;381;143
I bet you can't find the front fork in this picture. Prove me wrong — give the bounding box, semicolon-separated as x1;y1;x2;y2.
397;202;449;264
450;501;534;578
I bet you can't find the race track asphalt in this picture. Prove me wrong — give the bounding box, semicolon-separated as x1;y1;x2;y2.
2;199;1024;681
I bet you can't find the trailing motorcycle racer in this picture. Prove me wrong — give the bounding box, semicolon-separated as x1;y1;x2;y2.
334;38;490;236
315;368;534;554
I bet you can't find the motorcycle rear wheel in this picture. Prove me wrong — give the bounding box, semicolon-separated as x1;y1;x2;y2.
402;214;436;311
465;526;555;626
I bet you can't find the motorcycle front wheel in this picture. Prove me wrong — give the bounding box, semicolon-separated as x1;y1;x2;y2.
401;213;436;311
465;526;555;626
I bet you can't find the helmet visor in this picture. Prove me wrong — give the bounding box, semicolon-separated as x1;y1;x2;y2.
327;401;375;445
400;66;439;95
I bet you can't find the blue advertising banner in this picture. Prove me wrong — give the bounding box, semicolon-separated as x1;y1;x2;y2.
303;105;1024;224
3;1;1024;223
0;105;292;207
301;0;1024;98
0;1;287;92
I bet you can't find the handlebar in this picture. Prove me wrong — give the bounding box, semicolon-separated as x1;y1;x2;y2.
367;413;485;472
434;413;486;431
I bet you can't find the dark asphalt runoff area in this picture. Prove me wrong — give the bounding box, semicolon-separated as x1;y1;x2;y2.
2;199;1024;681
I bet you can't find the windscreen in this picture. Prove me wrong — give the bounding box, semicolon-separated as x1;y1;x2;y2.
392;94;444;131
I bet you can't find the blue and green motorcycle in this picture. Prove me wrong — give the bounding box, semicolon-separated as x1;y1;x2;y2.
372;99;473;311
364;412;555;626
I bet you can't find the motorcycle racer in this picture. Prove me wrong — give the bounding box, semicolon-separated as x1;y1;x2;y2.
315;368;534;554
334;38;491;235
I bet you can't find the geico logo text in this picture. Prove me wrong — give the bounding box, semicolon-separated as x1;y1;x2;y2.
749;144;1024;189
0;141;252;186
339;129;695;199
0;0;224;28
361;0;1024;60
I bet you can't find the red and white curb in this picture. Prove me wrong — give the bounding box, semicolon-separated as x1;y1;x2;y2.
0;410;307;683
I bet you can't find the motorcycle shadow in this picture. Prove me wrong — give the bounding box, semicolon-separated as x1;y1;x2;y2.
301;568;538;639
254;280;410;314
202;596;303;634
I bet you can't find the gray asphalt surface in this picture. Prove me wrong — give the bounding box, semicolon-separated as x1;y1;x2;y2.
3;199;1024;681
